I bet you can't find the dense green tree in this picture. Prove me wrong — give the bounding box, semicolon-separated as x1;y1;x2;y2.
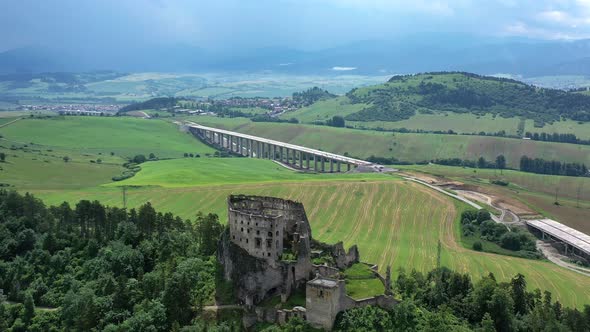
487;287;514;332
133;154;147;164
194;212;224;256
478;313;495;332
0;152;6;162
477;157;486;169
22;292;35;326
495;155;506;173
335;305;392;331
327;115;346;127
510;274;528;316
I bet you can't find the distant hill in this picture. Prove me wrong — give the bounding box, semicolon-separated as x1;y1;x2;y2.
335;72;590;125
292;87;336;106
118;97;179;113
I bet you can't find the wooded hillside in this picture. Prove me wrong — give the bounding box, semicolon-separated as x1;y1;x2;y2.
344;72;590;125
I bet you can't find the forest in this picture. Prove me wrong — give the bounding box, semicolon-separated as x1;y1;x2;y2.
0;190;228;331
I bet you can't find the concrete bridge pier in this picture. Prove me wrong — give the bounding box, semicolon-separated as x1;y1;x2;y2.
257;141;262;158
330;159;334;173
299;151;303;169
337;161;341;172
305;153;310;170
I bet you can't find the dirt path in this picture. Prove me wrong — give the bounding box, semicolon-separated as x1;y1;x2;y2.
203;304;243;311
0;117;21;128
536;241;590;277
5;300;59;312
403;176;482;209
272;160;299;172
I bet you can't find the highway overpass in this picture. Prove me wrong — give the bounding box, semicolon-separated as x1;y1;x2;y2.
186;122;375;172
527;218;590;259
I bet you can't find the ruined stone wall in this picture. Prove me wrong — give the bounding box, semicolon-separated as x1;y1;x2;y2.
229;195;311;239
312;264;340;278
311;240;360;269
218;230;287;305
305;279;346;330
228;209;284;260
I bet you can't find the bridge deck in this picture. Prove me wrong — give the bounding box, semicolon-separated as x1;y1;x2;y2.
527;218;590;255
187;122;373;166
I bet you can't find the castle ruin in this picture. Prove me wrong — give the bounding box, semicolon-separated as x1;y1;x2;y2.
217;195;396;330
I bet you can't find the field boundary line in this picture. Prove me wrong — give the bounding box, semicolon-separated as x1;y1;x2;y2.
0;117;22;128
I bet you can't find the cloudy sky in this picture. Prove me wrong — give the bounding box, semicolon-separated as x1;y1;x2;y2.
1;0;590;52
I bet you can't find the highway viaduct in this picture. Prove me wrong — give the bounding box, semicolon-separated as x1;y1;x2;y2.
186;122;374;173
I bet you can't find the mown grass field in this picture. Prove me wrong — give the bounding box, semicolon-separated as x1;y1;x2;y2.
192;117;590;168
0;116;216;159
0;146;123;190
107;158;388;188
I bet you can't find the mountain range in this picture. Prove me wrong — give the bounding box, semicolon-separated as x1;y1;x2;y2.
1;36;590;77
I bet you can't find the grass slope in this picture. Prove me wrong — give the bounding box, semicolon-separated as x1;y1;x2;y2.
0;116;216;159
0;147;123;190
106;158;388;188
282;96;367;123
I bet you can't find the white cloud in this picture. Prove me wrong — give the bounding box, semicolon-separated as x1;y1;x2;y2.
332;66;357;71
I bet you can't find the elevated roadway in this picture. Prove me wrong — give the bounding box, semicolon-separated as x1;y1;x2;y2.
526;218;590;258
186;122;375;172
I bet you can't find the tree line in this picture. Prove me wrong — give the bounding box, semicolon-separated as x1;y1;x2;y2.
524;132;590;146
520;156;589;177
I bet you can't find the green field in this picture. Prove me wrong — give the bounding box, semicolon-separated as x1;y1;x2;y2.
107;158;387;188
286;102;590;139
524;118;590;140
192;117;590;168
0;116;216;159
282;96;367;123
3;115;590;308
